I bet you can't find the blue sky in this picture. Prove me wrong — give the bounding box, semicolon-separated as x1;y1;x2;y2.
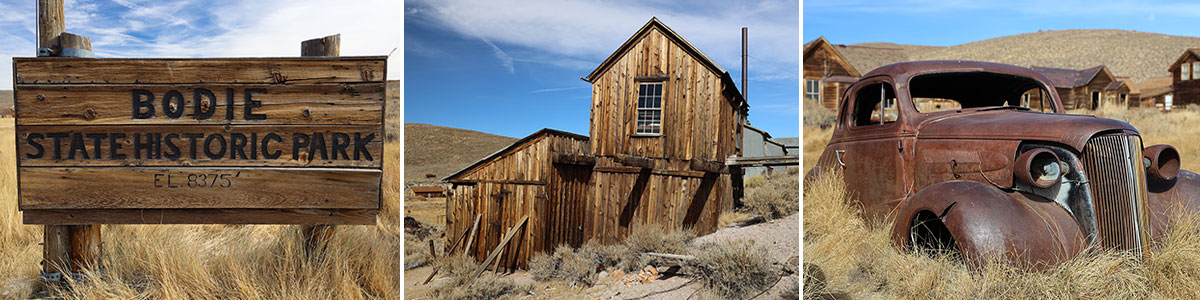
0;0;402;89
405;0;800;139
804;0;1200;46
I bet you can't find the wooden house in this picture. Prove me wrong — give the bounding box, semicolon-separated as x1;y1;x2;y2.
803;37;860;110
1170;48;1200;108
410;186;446;198
445;18;746;269
1031;65;1123;110
1139;76;1174;109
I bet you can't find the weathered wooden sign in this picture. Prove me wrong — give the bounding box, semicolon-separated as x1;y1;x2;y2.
13;56;386;225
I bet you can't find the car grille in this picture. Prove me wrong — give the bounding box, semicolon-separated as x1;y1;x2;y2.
1080;133;1150;256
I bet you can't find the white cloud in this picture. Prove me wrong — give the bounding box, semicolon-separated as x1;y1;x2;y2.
407;0;799;79
1;0;403;90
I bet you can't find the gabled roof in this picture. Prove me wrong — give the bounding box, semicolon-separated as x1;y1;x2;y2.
583;17;746;110
1168;48;1200;71
442;128;589;182
1115;77;1140;94
803;37;862;77
1140;76;1173;98
1030;65;1113;88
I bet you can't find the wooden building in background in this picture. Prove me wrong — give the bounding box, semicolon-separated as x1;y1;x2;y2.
1170;48;1200;108
1031;65;1126;110
803;37;860;110
445;18;746;269
410;186;446;198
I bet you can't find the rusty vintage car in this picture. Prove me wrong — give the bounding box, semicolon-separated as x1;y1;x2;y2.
807;60;1200;269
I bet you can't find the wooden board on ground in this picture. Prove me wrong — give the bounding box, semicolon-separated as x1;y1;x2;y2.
13;57;387;224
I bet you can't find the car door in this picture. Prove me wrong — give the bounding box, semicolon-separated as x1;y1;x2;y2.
834;78;906;221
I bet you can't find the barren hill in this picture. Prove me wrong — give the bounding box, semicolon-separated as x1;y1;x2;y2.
841;29;1200;82
403;123;517;184
0;90;11;110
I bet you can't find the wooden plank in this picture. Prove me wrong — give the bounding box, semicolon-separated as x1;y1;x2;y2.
15;83;384;125
23;208;376;225
19;167;380;209
614;154;655;168
552;151;595;165
13;57;386;84
18;125;382;167
725;155;800;167
472;216;528;281
447;179;544;185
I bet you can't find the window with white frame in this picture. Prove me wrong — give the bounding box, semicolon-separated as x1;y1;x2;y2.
636;82;664;135
1184;63;1192;81
1194;62;1199;80
805;80;821;100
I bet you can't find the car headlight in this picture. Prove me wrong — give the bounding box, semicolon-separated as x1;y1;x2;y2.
1144;144;1180;181
1016;148;1061;189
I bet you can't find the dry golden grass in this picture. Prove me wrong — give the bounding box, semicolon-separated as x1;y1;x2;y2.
803;108;1200;298
0;118;406;299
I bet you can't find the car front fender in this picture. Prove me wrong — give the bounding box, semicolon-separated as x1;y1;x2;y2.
1147;169;1200;243
891;180;1087;270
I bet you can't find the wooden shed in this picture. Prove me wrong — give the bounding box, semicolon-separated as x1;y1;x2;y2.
444;129;590;269
410;186;446;198
803;37;860;110
1170;48;1200;108
444;18;745;269
1031;65;1123;110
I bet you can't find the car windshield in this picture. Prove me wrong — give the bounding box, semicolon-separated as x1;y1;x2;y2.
909;72;1055;113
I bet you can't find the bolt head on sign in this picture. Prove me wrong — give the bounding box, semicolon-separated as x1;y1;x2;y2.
12;56;387;225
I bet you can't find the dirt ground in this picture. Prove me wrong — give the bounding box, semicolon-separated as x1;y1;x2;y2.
403;212;799;299
405;196;446;226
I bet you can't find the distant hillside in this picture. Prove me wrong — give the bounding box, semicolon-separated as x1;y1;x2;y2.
836;29;1200;83
0;90;11;111
403;123;517;184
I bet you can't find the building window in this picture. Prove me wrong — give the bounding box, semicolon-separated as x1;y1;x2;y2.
1184;63;1192;81
805;80;821;100
1194;62;1200;80
636;82;663;135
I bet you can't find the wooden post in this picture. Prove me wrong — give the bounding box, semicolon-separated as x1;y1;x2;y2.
300;34;341;256
42;226;69;280
36;0;64;55
39;0;101;283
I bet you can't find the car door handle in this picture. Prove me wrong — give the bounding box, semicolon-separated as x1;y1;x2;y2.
835;150;846;167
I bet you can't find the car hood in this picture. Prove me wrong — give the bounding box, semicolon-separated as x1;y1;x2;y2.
914;110;1138;151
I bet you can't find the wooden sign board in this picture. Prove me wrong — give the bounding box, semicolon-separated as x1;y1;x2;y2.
13;56;386;225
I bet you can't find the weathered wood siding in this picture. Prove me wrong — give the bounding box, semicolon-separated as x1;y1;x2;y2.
586;163;731;244
451;134;588;183
445;132;590;269
447;182;543;269
588;27;738;162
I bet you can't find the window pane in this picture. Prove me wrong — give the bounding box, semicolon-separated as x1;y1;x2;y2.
1185;64;1191;81
636;82;664;134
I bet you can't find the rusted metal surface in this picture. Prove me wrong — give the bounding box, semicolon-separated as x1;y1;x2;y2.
808;60;1200;269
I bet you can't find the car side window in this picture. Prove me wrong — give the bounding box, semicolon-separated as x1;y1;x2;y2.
853;82;898;126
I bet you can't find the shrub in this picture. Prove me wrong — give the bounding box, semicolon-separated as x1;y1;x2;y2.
688;240;778;299
804;100;836;129
528;244;598;286
742;168;800;219
620;226;695;272
429;254;530;300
